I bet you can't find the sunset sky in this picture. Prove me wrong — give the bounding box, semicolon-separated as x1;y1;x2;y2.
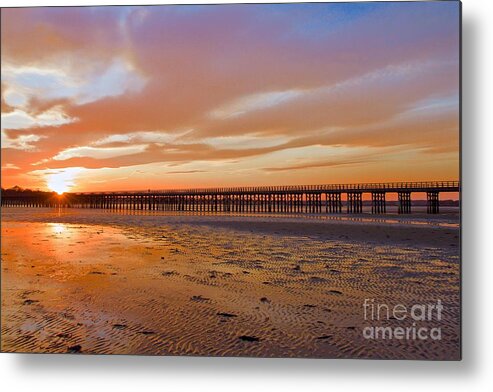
1;2;460;193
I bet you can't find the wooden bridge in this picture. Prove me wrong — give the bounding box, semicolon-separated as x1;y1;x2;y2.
1;181;460;214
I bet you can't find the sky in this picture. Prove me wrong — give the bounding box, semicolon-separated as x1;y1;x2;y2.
1;2;460;193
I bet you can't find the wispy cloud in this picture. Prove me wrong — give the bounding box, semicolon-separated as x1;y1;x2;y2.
1;130;45;150
1;107;76;131
93;130;186;146
1;163;20;170
2;58;146;108
52;145;148;161
210;90;303;119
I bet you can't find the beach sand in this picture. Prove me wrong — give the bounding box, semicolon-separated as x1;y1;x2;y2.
1;208;460;359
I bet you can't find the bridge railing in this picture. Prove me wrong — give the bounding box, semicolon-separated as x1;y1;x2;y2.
70;181;460;196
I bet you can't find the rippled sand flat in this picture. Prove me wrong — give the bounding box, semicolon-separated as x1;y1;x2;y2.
1;208;460;359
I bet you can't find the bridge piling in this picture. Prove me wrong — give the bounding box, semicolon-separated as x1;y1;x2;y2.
427;191;440;214
398;192;412;214
347;192;363;214
372;192;386;214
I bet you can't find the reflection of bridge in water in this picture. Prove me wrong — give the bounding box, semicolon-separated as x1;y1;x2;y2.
1;181;460;214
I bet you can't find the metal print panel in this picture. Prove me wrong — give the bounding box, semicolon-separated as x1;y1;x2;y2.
0;1;461;359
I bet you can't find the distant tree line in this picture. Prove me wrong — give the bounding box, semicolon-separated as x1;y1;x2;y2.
1;186;56;197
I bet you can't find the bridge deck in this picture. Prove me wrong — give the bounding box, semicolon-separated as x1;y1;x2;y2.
1;181;460;214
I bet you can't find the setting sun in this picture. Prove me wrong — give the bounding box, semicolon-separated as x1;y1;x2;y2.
47;176;69;194
46;168;82;194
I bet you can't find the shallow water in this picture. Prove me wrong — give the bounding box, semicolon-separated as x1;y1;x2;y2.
1;208;460;359
1;205;460;228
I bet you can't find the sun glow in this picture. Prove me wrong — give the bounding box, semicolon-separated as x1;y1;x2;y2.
50;223;66;235
47;175;70;194
46;168;82;194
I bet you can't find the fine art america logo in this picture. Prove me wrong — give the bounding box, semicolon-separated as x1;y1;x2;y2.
363;299;443;341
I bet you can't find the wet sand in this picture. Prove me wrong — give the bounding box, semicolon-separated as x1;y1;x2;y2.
1;208;460;359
